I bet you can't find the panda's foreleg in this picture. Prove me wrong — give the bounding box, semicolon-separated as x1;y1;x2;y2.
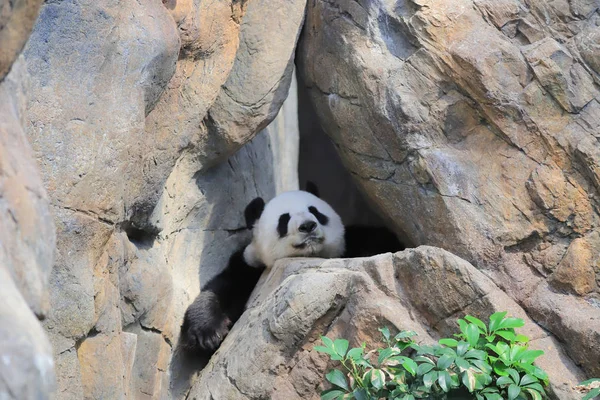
180;289;232;353
180;248;264;355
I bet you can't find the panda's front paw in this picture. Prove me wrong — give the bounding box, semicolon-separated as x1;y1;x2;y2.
180;291;232;354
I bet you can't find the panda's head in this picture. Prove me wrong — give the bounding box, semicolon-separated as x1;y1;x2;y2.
243;190;345;268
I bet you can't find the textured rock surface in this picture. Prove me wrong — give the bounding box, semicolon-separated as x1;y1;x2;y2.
0;0;43;80
16;0;304;397
190;247;585;400
298;0;600;377
0;18;56;400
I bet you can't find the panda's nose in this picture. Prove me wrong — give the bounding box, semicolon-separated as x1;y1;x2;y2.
299;221;317;233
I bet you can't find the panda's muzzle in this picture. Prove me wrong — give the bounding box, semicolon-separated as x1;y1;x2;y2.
292;234;324;249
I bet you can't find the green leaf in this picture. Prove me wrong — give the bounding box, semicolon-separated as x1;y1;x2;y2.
580;378;600;386
378;348;394;364
439;338;458;347
465;349;486;360
518;349;544;364
326;369;349;391
379;327;391;341
334;339;349;358
488;311;508;332
370;369;385;390
457;319;468;335
322;336;334;349
520;374;538;386
523;383;544;393
438;370;452;392
496;376;513;386
400;357;418;376
462;370;477;392
498;317;525;330
415;344;435;355
582;387;600;400
423;371;437;388
314;346;335;356
352;388;369;400
466;324;481;347
417;363;434;376
347;347;363;360
484;394;503;400
524;388;542;400
507;368;520;384
456;341;469;356
465;315;487;333
471;359;492;374
509;345;526;363
475;372;492;387
414;356;434;365
496;330;516;342
530;366;549;382
395;331;418;340
508;384;521;400
437;354;454;370
455;357;470;371
515;334;529;343
321;389;346;400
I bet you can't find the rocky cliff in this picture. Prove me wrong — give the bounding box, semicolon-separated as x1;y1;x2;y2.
298;0;600;379
1;0;599;399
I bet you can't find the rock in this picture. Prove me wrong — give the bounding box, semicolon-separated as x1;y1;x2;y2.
189;248;585;400
0;31;56;397
298;0;600;377
16;0;304;396
0;0;43;80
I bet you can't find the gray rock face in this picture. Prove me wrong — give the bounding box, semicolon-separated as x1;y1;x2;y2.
0;0;43;81
0;39;56;400
13;0;304;397
190;248;584;400
298;0;600;377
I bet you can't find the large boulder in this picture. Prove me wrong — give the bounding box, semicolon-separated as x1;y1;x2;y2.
18;0;304;397
190;247;585;400
298;0;600;377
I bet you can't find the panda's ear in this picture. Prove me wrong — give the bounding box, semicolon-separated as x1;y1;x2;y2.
305;181;320;198
244;197;265;229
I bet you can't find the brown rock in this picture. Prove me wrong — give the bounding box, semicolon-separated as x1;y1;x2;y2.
550;237;598;295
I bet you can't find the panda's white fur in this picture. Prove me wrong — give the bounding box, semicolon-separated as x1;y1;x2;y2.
244;190;345;268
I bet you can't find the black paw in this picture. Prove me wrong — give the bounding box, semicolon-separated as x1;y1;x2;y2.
180;291;231;354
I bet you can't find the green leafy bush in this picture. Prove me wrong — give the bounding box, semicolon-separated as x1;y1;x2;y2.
315;312;550;400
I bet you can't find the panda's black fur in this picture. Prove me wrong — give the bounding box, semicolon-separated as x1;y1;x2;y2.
180;184;404;355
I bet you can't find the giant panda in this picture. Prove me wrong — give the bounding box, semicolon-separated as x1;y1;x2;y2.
180;185;403;355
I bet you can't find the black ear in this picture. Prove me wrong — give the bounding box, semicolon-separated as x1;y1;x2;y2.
305;181;320;198
244;197;265;229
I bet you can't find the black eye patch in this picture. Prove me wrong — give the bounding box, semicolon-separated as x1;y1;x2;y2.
308;206;329;225
277;213;291;237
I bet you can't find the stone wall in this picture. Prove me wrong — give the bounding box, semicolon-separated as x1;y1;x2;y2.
298;0;600;378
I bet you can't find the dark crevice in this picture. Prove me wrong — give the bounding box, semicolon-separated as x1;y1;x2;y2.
120;220;159;249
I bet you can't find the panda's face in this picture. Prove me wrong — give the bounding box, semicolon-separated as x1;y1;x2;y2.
246;191;345;268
